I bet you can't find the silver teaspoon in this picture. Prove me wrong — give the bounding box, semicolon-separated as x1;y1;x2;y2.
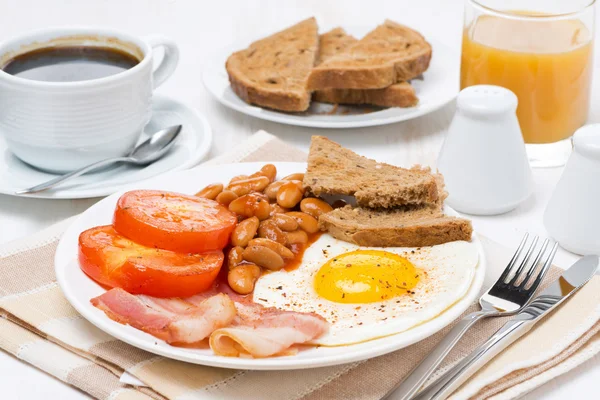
16;125;182;195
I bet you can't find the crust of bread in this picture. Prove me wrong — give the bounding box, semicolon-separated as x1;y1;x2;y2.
225;18;318;112
308;20;432;90
228;74;310;112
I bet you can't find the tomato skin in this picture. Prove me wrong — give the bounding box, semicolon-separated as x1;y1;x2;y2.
79;225;223;297
113;190;236;253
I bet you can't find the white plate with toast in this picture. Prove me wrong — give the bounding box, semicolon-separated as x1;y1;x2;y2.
203;23;458;129
56;162;485;370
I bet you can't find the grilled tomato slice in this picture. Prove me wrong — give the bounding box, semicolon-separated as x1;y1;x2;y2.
113;190;236;253
79;225;223;297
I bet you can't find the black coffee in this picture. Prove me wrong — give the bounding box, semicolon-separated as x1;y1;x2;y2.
1;46;140;82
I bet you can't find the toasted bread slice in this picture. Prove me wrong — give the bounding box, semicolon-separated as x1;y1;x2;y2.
319;205;473;247
315;27;357;64
226;18;319;112
303;136;438;208
318;173;472;247
314;28;418;107
308;20;432;90
313;82;418;107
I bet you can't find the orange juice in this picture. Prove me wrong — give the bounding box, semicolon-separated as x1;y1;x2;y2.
461;14;593;144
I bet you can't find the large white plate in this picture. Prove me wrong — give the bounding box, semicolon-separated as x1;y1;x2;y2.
3;95;212;199
203;26;458;129
55;162;485;370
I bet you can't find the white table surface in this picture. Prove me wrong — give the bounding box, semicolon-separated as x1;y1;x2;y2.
0;0;598;399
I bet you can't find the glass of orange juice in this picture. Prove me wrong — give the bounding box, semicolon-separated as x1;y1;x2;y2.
461;0;595;167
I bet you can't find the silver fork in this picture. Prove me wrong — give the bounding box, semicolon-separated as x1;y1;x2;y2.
383;234;557;400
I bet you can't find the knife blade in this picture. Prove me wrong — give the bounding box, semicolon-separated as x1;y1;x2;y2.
411;255;599;400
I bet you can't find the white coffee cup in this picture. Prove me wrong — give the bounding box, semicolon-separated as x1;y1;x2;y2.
437;85;533;215
0;27;179;173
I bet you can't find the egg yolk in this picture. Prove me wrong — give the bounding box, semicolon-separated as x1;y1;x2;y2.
314;250;421;304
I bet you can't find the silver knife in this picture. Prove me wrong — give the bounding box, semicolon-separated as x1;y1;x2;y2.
411;255;599;400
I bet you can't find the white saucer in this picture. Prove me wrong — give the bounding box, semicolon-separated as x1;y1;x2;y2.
2;95;212;199
203;25;458;129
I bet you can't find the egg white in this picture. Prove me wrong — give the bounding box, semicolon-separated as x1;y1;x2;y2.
253;234;479;346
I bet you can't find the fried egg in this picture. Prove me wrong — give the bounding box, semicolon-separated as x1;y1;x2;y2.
253;234;479;346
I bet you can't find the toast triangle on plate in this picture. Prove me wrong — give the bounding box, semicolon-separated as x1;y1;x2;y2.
318;181;473;248
303;136;438;208
313;28;418;107
319;206;473;247
308;20;432;90
226;17;318;112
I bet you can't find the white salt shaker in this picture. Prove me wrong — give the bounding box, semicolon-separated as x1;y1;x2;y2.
544;125;600;255
437;85;533;215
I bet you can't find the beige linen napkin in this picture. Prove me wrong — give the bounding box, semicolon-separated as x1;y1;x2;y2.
1;130;599;400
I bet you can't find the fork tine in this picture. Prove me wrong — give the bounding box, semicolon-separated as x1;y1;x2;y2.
525;242;558;294
518;238;549;289
497;233;529;283
508;236;539;286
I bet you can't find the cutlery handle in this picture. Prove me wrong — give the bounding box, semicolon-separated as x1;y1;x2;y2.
383;310;496;400
414;317;534;400
17;157;129;194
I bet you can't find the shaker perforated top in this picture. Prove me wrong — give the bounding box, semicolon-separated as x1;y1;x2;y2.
457;85;518;117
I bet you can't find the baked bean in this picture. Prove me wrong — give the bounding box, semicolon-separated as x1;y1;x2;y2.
285;211;319;233
229;194;271;220
228;264;261;295
265;180;285;200
228;176;270;196
228;185;249;197
277;182;303;208
332;199;348;209
195;183;223;200
284;229;308;245
216;190;238;206
271;213;298;231
258;219;287;244
282;173;304;182
242;245;284;270
248;238;294;259
254;200;271;220
227;246;244;269
252;192;270;201
287;179;304;190
265;179;304;200
269;203;290;216
231;217;259;247
300;198;333;219
228;194;251;215
229;174;248;184
250;164;277;183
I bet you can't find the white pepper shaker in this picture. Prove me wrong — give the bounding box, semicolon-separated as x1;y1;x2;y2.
544;125;600;255
437;85;533;215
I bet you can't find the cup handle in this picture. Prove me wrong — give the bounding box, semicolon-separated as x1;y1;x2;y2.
145;35;179;89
